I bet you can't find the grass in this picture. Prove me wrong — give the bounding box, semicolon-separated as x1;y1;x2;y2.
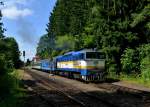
0;70;26;107
107;72;150;88
119;74;150;88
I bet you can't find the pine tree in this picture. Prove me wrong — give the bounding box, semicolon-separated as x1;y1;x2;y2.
0;7;5;39
37;0;150;74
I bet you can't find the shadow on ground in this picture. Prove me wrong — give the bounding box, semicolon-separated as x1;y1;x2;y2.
92;78;120;84
21;79;150;107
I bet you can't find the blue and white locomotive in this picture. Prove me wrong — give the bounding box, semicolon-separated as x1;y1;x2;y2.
32;49;106;81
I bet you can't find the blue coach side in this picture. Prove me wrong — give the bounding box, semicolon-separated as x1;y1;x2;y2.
41;59;56;72
41;59;51;72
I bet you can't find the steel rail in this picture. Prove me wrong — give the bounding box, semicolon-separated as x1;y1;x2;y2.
25;69;86;107
26;69;120;107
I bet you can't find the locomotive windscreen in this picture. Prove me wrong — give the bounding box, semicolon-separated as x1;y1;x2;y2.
86;52;105;59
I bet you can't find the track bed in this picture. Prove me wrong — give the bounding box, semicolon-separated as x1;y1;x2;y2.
23;69;150;107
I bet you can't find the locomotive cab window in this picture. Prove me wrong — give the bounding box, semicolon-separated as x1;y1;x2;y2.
86;52;105;59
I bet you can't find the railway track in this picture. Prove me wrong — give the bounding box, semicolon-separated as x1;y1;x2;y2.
30;68;150;98
25;69;150;107
94;83;150;100
24;77;86;107
26;69;118;107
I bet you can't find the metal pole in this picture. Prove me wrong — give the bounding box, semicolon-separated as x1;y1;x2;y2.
23;51;25;71
24;56;25;71
22;51;25;80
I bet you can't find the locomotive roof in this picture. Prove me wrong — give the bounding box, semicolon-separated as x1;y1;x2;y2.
39;49;102;61
55;49;98;59
65;49;97;55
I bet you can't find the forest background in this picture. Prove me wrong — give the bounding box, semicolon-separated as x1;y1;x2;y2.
37;0;150;82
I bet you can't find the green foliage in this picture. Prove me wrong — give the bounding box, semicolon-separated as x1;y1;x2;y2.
130;1;150;43
0;54;7;75
0;38;20;70
0;9;20;72
0;3;23;107
51;50;61;58
121;48;139;73
82;35;95;48
140;56;150;81
120;44;150;80
131;3;150;28
138;44;150;60
26;59;31;66
36;34;54;59
137;44;150;81
0;74;14;96
37;0;150;76
0;18;19;74
0;70;25;107
0;10;5;39
146;22;150;29
56;35;75;51
4;38;20;68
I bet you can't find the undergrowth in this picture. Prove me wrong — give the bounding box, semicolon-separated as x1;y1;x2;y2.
0;70;26;107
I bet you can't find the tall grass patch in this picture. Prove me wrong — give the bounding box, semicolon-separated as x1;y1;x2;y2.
0;70;26;107
140;56;150;82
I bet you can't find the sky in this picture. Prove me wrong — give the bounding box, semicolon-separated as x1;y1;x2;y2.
0;0;57;61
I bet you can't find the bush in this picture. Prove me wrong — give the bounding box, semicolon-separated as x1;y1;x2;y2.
0;55;14;96
0;70;25;107
140;56;150;81
0;54;7;75
138;44;150;61
136;44;150;81
0;75;13;97
0;54;14;75
121;48;139;74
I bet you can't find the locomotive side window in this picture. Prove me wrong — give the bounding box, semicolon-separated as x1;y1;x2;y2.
86;52;105;59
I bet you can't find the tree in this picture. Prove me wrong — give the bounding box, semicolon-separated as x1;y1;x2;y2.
0;3;5;39
37;0;150;75
55;35;75;52
26;59;31;66
4;37;20;68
